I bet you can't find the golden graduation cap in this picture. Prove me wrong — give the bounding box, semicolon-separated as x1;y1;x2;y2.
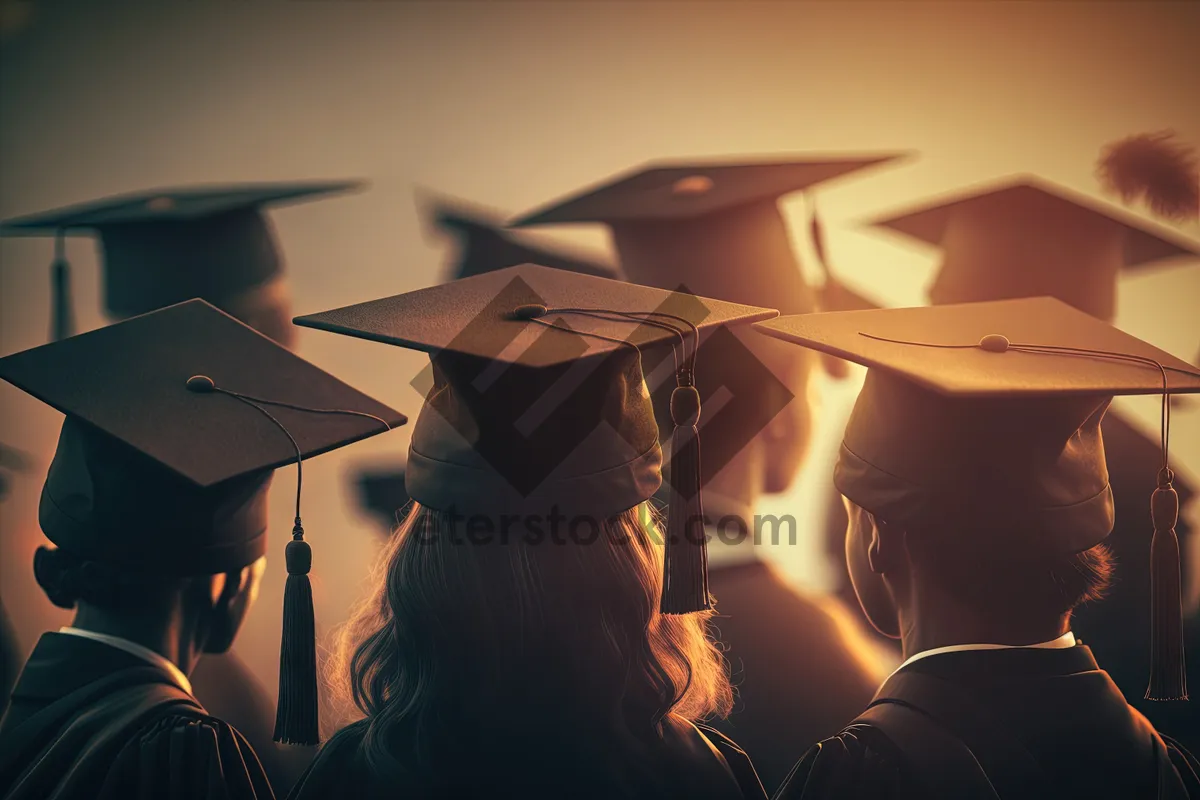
0;299;406;746
865;175;1200;321
755;297;1200;702
295;264;777;615
0;180;364;342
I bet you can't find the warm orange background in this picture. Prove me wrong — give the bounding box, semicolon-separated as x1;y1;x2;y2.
2;0;1198;698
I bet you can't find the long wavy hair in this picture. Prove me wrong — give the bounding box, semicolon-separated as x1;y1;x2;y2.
327;501;732;794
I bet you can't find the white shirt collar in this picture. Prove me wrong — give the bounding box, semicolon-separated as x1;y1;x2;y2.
58;627;193;696
887;631;1077;683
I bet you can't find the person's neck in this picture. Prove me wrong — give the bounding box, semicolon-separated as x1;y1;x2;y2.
897;583;1071;660
71;605;200;675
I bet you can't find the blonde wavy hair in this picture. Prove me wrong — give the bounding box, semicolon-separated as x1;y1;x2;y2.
325;501;732;789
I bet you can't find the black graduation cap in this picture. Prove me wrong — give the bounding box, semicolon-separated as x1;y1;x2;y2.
296;264;777;615
0;180;364;341
864;175;1200;321
353;467;412;533
0;297;405;746
421;191;621;281
510;154;909;318
755;296;1200;702
0;443;31;503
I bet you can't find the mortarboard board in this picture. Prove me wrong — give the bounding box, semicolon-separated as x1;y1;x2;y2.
754;296;1200;702
0;180;364;342
510;155;907;315
865;175;1200;321
295;264;778;615
421;190;621;281
0;298;406;746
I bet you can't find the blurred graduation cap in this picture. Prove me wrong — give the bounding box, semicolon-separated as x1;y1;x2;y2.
0;180;364;342
510;154;909;320
297;263;777;614
0;443;31;502
421;190;621;281
353;466;412;534
0;297;405;745
755;296;1200;701
865;175;1200;322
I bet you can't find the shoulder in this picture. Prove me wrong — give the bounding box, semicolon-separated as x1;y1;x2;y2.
1161;734;1200;795
109;708;275;799
676;719;766;800
287;721;373;800
774;724;908;800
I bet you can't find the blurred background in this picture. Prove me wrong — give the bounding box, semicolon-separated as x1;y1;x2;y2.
2;0;1198;706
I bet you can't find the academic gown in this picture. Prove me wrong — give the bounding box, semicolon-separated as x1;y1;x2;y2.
286;715;767;800
703;559;883;795
775;645;1200;800
0;632;274;800
0;600;18;720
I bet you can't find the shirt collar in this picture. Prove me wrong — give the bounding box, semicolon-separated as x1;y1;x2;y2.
58;627;194;696
887;631;1077;683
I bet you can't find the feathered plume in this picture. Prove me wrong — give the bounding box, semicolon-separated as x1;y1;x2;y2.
1097;131;1199;222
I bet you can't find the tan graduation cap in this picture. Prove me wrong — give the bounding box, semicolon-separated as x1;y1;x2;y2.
295;264;778;615
0;299;406;747
755;296;1200;702
865;175;1200;321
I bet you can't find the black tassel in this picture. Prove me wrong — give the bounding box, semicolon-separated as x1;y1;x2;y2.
51;232;74;342
1146;469;1188;701
274;518;320;745
661;385;710;615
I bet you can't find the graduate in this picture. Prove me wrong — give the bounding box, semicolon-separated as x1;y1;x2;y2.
0;180;364;793
0;444;30;719
287;264;773;800
755;296;1200;799
860;174;1200;747
350;190;620;532
0;299;404;800
510;154;905;792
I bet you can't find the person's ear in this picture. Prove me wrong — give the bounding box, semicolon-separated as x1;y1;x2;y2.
866;514;904;574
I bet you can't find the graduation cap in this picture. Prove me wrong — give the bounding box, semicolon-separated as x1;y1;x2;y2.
422;191;620;281
0;443;31;502
754;296;1200;702
0;298;406;746
353;467;411;533
510;154;908;319
865;175;1200;321
296;264;777;615
0;180;364;342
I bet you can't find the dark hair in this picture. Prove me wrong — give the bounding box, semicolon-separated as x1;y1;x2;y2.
904;530;1116;619
328;503;732;795
33;546;174;611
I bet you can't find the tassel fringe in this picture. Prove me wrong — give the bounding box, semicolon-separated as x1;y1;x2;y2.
274;520;320;745
1146;474;1187;701
1097;131;1199;222
661;386;710;615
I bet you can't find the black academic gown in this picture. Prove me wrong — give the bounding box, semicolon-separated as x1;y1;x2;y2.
287;715;766;800
776;645;1200;800
0;600;18;720
0;632;274;800
704;560;882;795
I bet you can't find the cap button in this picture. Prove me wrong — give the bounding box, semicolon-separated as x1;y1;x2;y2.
513;304;548;320
979;334;1010;353
672;175;714;196
186;374;216;393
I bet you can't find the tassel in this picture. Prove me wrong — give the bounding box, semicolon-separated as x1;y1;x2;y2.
661;385;710;614
273;518;320;744
50;231;74;342
1097;131;1199;222
1146;468;1188;701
